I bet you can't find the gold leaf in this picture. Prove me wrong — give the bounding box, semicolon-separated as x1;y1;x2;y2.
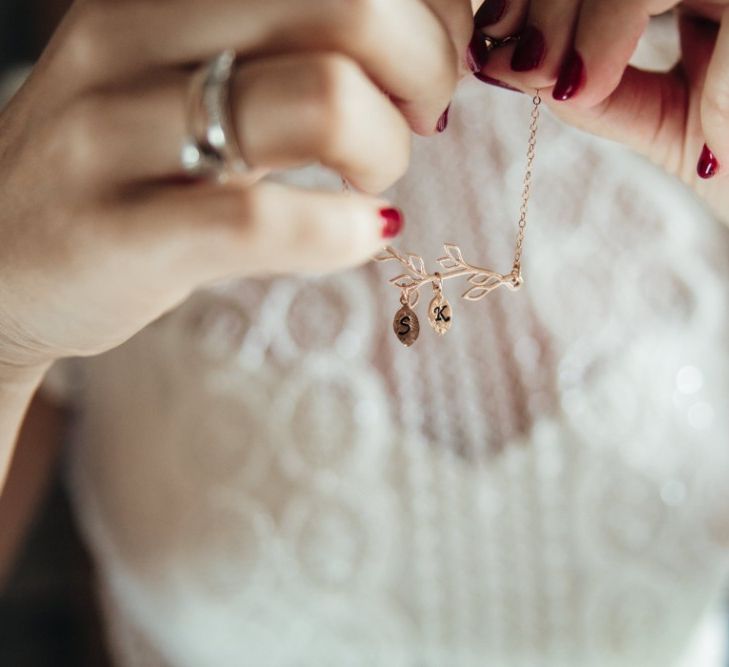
374;249;395;262
468;272;502;287
462;284;498;301
443;243;464;264
390;274;419;289
436;256;460;270
407;254;426;276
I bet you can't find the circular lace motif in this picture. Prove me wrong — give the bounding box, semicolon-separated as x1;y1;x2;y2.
176;380;272;489
280;486;397;594
272;355;391;481
266;274;375;362
184;495;275;599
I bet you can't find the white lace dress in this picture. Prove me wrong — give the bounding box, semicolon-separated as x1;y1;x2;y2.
37;19;729;667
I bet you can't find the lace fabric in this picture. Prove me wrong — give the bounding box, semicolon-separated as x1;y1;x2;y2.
38;17;729;667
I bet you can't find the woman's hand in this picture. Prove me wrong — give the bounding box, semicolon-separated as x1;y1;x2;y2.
0;0;473;373
470;0;729;223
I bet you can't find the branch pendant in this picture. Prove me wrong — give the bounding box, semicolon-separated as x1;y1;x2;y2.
371;92;541;349
376;244;522;347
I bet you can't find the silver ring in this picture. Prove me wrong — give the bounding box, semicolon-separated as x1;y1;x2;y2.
181;50;268;185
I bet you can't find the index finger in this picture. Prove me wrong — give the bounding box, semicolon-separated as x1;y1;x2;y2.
63;0;463;135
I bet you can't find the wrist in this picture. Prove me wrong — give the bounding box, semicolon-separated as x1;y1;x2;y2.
0;359;52;492
0;323;54;390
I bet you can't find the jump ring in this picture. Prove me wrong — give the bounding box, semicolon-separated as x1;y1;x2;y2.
432;272;443;294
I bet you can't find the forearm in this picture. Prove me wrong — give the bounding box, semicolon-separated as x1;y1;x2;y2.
0;364;49;492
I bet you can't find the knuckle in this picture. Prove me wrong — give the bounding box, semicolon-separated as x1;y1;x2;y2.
57;94;109;182
213;187;260;240
62;1;110;76
306;55;364;159
166;187;262;277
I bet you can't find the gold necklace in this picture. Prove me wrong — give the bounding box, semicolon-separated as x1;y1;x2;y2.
376;91;542;347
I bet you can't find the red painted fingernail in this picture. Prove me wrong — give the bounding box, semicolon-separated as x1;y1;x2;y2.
466;30;490;73
474;72;523;93
553;49;584;101
436;105;450;133
380;207;404;238
474;0;507;29
510;26;545;72
697;144;719;179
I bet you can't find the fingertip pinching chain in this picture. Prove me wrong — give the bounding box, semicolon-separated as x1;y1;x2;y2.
376;91;542;347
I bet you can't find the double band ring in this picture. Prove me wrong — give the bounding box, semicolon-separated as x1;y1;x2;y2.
181;50;269;185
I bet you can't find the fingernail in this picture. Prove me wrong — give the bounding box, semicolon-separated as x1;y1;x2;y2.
474;0;507;29
466;30;490;73
510;25;545;72
474;72;523;93
553;49;584;101
697;144;719;179
436;105;450;133
380;207;404;238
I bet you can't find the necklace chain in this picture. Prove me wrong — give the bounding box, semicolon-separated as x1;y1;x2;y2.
512;92;541;276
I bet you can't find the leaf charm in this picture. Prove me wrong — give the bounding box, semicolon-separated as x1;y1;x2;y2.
428;293;452;335
393;305;420;347
436;244;465;270
407;254;426;276
390;274;420;290
461;272;504;301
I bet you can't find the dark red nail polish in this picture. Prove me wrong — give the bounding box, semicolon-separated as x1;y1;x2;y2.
697;144;719;179
436;105;450;133
510;26;545;72
380;207;404;238
553;49;584;101
474;72;523;93
466;30;490;73
474;0;507;29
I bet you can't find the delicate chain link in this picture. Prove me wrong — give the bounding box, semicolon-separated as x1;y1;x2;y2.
352;91;541;279
512;91;541;276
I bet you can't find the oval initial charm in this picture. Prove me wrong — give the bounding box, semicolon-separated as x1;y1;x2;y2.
428;294;452;335
393;305;420;347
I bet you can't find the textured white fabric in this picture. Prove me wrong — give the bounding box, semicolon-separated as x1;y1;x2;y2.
36;17;729;667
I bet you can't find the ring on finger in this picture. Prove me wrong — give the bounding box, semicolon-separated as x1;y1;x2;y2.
481;32;521;52
181;49;268;185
